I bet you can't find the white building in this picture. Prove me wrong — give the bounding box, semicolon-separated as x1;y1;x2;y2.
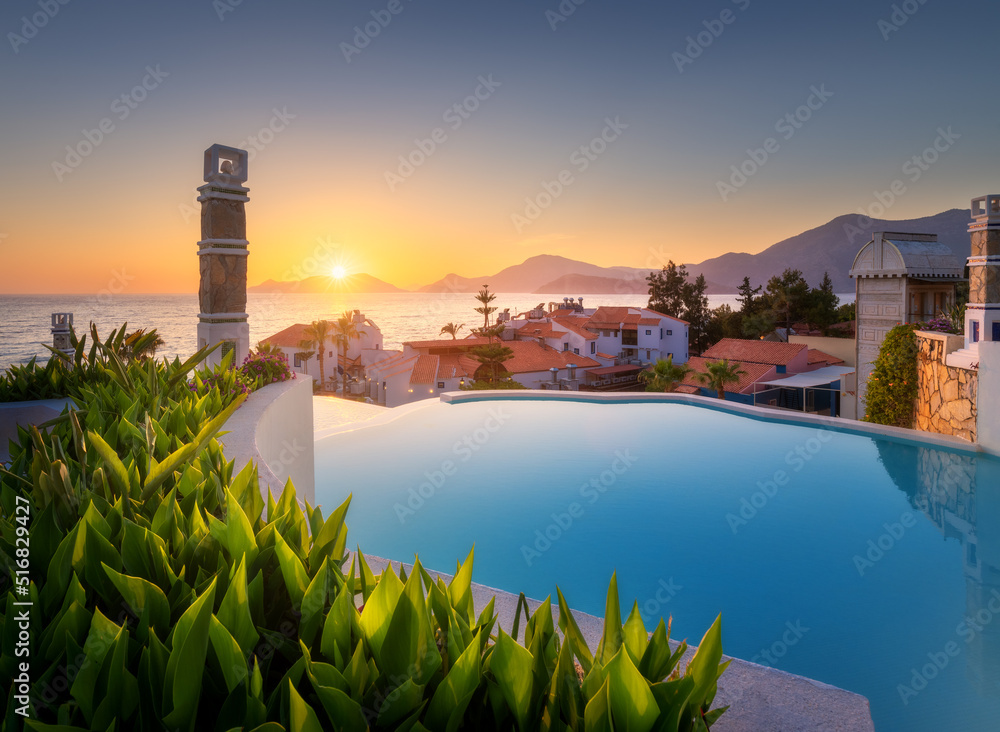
259;310;384;391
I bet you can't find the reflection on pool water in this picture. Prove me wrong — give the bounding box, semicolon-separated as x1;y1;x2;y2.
314;397;1000;732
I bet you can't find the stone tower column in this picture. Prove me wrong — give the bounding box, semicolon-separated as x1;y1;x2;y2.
196;144;250;369
950;195;1000;369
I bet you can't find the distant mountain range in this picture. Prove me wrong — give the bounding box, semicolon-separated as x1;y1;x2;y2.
248;273;405;294
686;208;970;292
249;208;973;295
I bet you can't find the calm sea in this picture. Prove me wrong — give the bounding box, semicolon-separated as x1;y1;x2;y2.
0;291;855;369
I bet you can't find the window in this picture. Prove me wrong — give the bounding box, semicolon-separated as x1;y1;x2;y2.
590;342;596;354
622;330;637;346
645;330;651;336
437;381;445;389
660;328;663;338
329;350;334;358
667;353;672;359
666;330;672;336
294;354;302;367
563;343;569;351
573;348;579;355
777;365;786;374
645;350;650;360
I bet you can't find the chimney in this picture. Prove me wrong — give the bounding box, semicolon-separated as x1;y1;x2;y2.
51;313;73;357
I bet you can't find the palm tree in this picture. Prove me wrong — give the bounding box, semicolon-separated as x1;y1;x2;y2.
697;359;746;401
639;356;691;393
440;322;466;340
332;311;367;398
301;320;333;390
255;340;283;355
122;328;165;362
474;285;497;331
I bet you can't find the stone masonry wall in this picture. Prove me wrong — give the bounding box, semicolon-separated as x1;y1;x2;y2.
915;333;978;442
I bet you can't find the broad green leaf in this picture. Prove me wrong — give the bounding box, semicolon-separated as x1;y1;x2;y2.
225;486;258;566
209;615;250;693
605;648;659;732
558;587;594;673
102;562;170;635
86;430;132;499
358;565;404;660
308;495;351;570
425;629;483;730
490;628;534;732
273;530;310;606
162;579;217;731
595;572;622;667
218;555;260;657
381;560;442;686
622;602;648;666
448;546;475;621
288;680;326;732
687;615;728;708
583;677;613;732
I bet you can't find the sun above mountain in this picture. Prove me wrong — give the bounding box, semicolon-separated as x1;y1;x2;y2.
330;265;347;279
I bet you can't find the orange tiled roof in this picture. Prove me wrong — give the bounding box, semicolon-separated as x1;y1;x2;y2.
637;317;661;326
497;341;600;374
595;352;614;359
641;308;688;325
260;323;312;349
437;353;479;379
409;355;440;384
807;349;846;366
404;337;491;350
701;338;806;367
376;355;421;380
680;356;774;395
516;325;567;340
551;317;599;340
674;384;701;394
587;307;631;328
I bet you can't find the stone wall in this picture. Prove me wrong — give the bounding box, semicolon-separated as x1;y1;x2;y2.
915;332;978;442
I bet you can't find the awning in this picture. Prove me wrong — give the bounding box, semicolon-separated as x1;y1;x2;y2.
587;364;644;377
759;366;855;389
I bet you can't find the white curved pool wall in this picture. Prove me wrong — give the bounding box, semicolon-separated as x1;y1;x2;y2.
980;342;1000;454
221;377;315;505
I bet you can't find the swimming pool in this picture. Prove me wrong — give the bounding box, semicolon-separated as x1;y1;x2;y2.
314;395;1000;732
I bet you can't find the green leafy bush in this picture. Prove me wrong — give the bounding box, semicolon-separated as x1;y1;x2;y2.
1;339;728;731
863;323;918;427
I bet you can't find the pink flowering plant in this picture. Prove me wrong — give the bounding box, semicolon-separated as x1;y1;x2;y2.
918;317;962;335
240;349;296;390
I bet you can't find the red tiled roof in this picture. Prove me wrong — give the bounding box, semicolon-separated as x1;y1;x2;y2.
641;308;688;325
807;349;846;366
498;341;600;374
674;384;701;394
547;308;576;317
409;355;440;384
377;355;420;380
437;353;479;379
404;337;491;350
680;356;774;395
260;323;312;349
637;317;661;326
516;325;567;340
588;364;644;376
587;307;631;328
701;339;806;367
596;352;614;359
551;317;599;340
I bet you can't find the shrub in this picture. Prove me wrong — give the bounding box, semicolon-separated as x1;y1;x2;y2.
863;323;918;427
918;317;962;335
241;350;296;390
1;339;728;731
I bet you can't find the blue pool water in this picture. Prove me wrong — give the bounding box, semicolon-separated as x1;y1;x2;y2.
314;397;1000;732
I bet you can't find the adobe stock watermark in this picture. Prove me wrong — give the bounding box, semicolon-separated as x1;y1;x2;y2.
896;588;1000;705
750;620;810;667
842;126;962;244
726;429;834;534
520;449;638;566
878;0;929;41
386;75;502;192
511;116;628;234
340;0;414;63
51;65;170;183
95;268;135;306
716;84;834;202
852;498;928;576
672;0;751;74
393;406;512;524
638;577;683;626
7;0;72;54
213;0;250;21
545;0;588;31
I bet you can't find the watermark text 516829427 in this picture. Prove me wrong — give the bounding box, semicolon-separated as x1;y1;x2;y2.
13;494;34;718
